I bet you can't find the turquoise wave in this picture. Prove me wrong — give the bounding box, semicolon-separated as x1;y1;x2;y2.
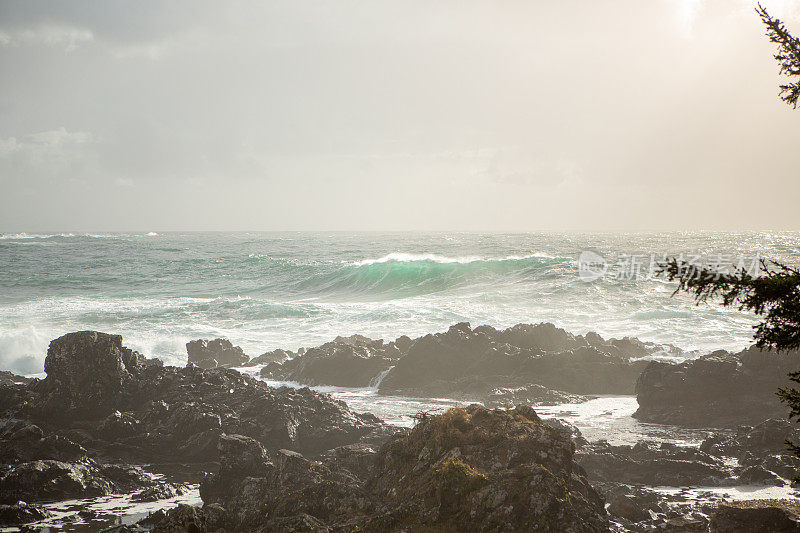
289;254;569;299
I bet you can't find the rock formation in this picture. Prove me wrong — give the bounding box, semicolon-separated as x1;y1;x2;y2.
195;405;609;532
258;322;679;399
260;334;402;387
186;338;249;369
0;330;386;527
634;346;800;427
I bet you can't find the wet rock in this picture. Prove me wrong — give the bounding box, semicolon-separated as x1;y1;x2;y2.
577;440;731;486
97;410;141;440
131;483;182;502
0;501;48;526
634;347;800;427
0;459;147;504
245;348;293;366
663;515;708;531
710;501;800;532
151;504;205;533
35;331;150;419
484;383;589;407
608;494;649;522
378;322;654;396
186;338;249;369
0;371;32;387
738;464;786;486
366;404;608;531
2;332;383;464
198;406;608;531
543;417;589;448
260;336;401;388
702;418;800;457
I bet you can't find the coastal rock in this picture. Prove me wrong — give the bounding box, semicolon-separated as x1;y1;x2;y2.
2;332;383;465
608;494;650;522
260;335;401;388
0;502;49;526
186;338;249;369
710;501;800;532
35;331;149;418
576;440;731;486
378;322;655;396
701;418;800;457
0;371;32;387
198;405;608;531
0;459;148;504
634;347;799;427
365;404;608;532
484;383;589;407
245;348;293;366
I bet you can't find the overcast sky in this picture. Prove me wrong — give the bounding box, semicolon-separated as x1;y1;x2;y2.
0;0;798;232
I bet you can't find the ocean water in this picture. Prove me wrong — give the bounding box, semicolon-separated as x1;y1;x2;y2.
1;231;799;374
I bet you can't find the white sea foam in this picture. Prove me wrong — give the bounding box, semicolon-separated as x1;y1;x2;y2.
351;252;555;266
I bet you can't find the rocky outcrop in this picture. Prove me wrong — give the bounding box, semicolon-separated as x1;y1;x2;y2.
365;404;608;532
245;348;294;366
260;335;402;388
577;440;732;487
254;322;674;396
3;332;383;462
634;346;800;427
195;405;609;532
377;322;658;396
186;338;249;369
32;331;160;419
0;459;149;504
710;500;800;532
0;502;49;526
0;331;386;525
0;371;31;387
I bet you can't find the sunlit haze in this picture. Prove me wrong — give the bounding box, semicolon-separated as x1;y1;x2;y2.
1;0;798;231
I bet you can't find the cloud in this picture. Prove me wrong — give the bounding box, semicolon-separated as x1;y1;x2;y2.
0;128;98;185
0;24;93;51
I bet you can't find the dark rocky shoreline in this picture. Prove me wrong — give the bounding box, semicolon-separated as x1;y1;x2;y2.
1;324;799;531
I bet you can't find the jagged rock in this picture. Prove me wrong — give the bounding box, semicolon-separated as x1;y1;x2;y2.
664;515;708;531
577;440;731;486
151;504;205;533
484;383;589;407
318;442;380;480
97;410;141;440
701;419;800;457
186;338;249;369
608;494;650;522
2;332;382;464
634;347;800;427
34;331;150;418
0;459;148;504
378;322;655;396
0;371;32;387
0;501;48;526
710;501;800;532
130;483;181;503
202;439;366;531
365;404;608;531
245;348;293;366
543;418;588;448
198;406;608;531
738;464;786;485
260;336;401;388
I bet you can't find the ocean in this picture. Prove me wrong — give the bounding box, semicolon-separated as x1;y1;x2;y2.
1;231;798;375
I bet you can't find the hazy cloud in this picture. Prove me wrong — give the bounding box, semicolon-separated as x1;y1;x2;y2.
0;0;798;231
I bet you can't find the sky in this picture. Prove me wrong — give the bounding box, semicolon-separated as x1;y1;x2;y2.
0;0;798;232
